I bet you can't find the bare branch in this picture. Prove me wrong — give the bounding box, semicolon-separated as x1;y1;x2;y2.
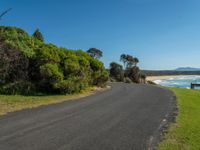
0;8;12;20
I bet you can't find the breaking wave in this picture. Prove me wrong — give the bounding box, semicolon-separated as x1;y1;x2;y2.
154;76;200;89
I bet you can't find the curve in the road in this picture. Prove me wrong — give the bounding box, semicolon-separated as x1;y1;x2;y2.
0;83;175;150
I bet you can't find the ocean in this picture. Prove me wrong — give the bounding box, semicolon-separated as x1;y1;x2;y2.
154;76;200;89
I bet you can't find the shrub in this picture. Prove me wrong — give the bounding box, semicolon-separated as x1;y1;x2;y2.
125;66;140;83
147;80;157;85
124;77;132;83
32;29;44;42
63;56;80;76
54;76;83;94
92;70;109;86
33;44;61;65
0;81;36;95
109;62;124;82
40;63;63;83
89;58;104;72
0;26;109;95
110;78;117;82
98;70;109;86
0;44;29;84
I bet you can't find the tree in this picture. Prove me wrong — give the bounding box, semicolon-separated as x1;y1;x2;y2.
125;66;140;83
87;48;103;59
126;55;135;68
119;53;144;83
139;73;146;84
120;54;127;69
133;57;139;66
110;62;124;81
120;54;139;69
32;29;44;42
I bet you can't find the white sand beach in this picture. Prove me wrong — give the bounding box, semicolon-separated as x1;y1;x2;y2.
146;75;199;81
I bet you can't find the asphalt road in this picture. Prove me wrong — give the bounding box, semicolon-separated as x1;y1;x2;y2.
0;83;175;150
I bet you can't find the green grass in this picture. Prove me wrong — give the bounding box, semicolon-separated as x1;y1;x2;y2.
0;87;104;115
158;88;200;150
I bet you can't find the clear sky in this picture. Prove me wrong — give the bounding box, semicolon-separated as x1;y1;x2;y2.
1;0;200;70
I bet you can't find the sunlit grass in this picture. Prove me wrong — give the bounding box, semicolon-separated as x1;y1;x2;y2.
158;88;200;150
0;86;102;115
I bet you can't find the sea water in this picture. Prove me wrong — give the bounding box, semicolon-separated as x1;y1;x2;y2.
154;76;200;89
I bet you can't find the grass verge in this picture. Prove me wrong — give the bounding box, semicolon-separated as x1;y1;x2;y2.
158;88;200;150
0;86;106;116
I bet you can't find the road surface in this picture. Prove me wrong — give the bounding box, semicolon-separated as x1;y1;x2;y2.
0;83;175;150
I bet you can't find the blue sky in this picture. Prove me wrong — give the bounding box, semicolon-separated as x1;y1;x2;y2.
1;0;200;70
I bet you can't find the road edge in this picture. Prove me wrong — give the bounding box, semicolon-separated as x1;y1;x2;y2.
147;86;178;150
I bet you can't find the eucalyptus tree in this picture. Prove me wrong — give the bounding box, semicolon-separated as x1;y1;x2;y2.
120;54;127;69
126;55;135;68
87;48;103;59
109;62;124;81
133;57;139;66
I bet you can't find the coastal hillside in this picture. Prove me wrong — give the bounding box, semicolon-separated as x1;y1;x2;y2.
0;26;108;95
175;67;200;71
143;70;200;76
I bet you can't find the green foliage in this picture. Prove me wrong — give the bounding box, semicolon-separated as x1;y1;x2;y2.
0;81;36;95
0;44;29;84
32;28;44;42
92;70;109;86
34;44;61;64
54;76;83;94
89;58;104;71
147;80;156;85
109;62;124;82
120;54;139;69
125;66;141;83
0;26;35;57
124;77;132;83
0;26;108;95
40;63;63;83
63;55;80;75
111;54;146;83
87;48;103;59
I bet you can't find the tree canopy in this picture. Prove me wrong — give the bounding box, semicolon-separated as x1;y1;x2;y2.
110;53;145;83
120;54;139;69
87;48;103;59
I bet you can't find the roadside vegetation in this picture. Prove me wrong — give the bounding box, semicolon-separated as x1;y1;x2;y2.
0;26;108;95
109;54;146;83
0;25;145;114
159;88;200;150
0;87;102;115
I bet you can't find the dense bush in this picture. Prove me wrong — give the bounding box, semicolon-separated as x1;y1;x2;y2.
109;54;146;83
109;62;124;82
0;26;108;95
32;29;44;42
124;77;132;83
147;80;157;85
0;81;36;95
